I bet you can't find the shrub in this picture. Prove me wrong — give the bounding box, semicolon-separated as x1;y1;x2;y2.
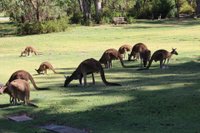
126;17;136;24
17;17;68;35
180;2;195;14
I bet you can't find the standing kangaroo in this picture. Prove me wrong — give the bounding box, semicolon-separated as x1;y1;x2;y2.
145;48;178;69
128;43;151;68
20;46;37;57
7;70;40;90
118;44;132;60
6;70;44;103
35;62;57;74
64;58;121;87
0;79;37;107
99;48;126;68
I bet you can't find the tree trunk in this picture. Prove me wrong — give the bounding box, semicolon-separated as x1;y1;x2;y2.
196;0;200;15
78;0;91;25
94;0;102;24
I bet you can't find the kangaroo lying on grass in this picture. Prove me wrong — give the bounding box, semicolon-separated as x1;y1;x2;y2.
64;58;121;87
118;44;132;60
128;43;151;68
20;46;40;57
99;48;126;68
0;79;38;107
35;62;57;74
139;48;178;70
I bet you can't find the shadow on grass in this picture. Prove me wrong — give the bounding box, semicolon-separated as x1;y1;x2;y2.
0;60;200;132
122;18;200;30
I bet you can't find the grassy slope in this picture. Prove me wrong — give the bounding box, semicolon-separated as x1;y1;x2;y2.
0;19;200;133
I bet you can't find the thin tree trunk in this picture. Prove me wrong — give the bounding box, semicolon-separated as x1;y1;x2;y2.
78;0;91;25
94;0;102;23
196;0;200;15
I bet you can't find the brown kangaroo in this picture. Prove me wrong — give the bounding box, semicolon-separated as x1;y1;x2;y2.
99;48;126;68
20;46;37;57
128;43;151;68
118;44;132;60
6;70;40;90
0;79;37;107
35;62;57;74
145;48;178;69
64;58;121;87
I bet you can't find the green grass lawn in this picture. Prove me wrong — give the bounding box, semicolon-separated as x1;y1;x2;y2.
0;19;200;133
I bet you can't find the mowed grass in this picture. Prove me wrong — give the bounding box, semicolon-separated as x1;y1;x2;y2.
0;19;200;133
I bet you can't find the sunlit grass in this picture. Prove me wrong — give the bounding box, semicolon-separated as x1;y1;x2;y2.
0;19;200;133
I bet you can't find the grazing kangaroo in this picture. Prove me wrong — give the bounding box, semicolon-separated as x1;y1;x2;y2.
99;48;126;68
64;58;121;87
20;46;37;57
7;70;41;90
6;70;44;104
145;48;178;69
35;62;57;74
0;79;38;107
128;43;151;67
118;44;132;60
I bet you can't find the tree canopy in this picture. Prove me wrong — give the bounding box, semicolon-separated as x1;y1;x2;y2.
0;0;199;34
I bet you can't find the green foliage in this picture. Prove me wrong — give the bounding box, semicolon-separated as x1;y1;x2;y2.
17;17;68;35
180;1;195;14
126;16;136;24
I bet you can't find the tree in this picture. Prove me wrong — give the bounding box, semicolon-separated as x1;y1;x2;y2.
196;0;200;15
78;0;92;25
94;0;102;23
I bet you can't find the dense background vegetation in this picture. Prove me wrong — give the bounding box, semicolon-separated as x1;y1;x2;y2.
1;0;200;34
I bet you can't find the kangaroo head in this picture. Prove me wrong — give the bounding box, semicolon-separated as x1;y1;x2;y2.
0;86;6;94
172;48;178;55
35;69;40;74
64;75;70;87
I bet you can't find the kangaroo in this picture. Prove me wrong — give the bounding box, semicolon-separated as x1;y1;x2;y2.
145;48;178;69
35;62;57;74
99;48;126;68
20;46;37;57
0;79;38;107
6;70;44;104
7;70;40;90
64;58;121;87
128;43;151;68
118;44;132;60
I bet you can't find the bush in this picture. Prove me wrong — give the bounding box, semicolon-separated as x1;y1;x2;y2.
126;17;136;24
180;2;195;14
70;12;83;24
17;17;68;35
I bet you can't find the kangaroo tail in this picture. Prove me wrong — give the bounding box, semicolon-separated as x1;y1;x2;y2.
28;73;49;90
119;56;126;68
28;102;38;108
37;52;43;55
52;68;57;74
146;58;153;70
100;65;121;86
